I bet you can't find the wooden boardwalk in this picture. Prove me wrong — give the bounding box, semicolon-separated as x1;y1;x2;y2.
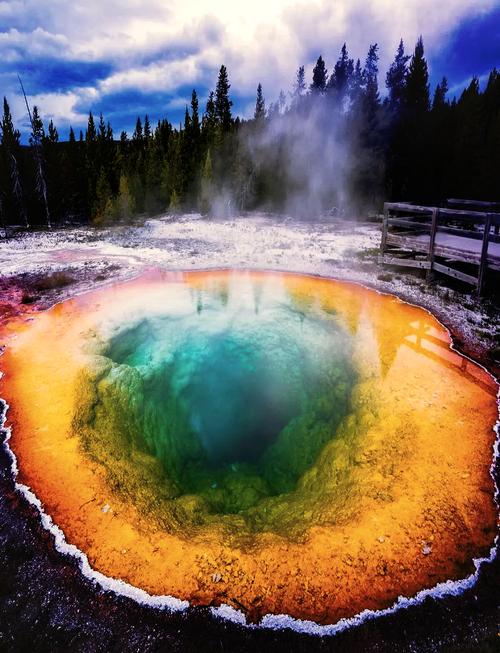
379;200;500;295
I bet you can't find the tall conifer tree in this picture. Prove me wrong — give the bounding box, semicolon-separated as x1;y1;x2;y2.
405;36;430;114
254;83;266;120
386;39;410;114
215;65;233;131
310;56;328;94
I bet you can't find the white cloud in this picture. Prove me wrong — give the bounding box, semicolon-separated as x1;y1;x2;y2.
2;0;498;127
99;56;202;94
0;27;68;62
0;1;23;18
9;87;98;131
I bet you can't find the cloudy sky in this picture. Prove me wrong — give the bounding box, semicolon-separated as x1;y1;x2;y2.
1;0;500;140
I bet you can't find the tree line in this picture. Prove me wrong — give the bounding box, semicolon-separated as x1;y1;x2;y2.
1;37;499;230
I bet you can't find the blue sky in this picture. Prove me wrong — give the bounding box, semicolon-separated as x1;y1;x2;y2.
430;5;500;93
1;0;499;141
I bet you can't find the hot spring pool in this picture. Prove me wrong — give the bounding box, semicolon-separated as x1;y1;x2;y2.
0;270;497;625
100;282;355;520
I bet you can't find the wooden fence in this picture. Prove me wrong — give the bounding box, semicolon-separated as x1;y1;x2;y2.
379;200;500;296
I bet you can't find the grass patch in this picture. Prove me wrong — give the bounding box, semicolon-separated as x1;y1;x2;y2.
33;271;75;292
355;247;380;260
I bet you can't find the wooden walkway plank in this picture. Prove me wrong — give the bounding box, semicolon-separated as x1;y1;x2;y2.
379;200;499;295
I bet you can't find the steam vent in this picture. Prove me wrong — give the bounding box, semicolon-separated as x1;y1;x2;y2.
0;270;497;625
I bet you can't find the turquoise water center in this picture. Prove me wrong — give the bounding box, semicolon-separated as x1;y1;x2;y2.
76;273;357;526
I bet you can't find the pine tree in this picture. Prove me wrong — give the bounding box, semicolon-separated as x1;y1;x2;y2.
183;106;191;132
70;126;88;220
169;188;180;212
133;117;143;142
188;89;202;204
200;149;213;214
118;130;128;171
484;68;500;117
92;166;114;225
1;97;28;227
86;112;97;143
95;113;107;186
404;36;430;114
144;115;151;141
364;44;380;116
452;77;483;196
354;44;383;209
47;120;59;143
29;106;45;145
215;65;233;131
98;113;106;142
29;106;51;228
204;92;217;129
179;106;193;202
43;119;62;224
350;59;365;107
293;66;306;100
254;83;266;120
386;39;410;114
397;37;431;200
310;56;328;94
328;44;354;102
130;116;145;211
1;97;20;149
84;112;99;220
428;78;451;201
432;77;449;110
64;126;84;220
267;101;280;120
115;174;135;221
2;52;500;228
191;89;200;134
482;69;500;198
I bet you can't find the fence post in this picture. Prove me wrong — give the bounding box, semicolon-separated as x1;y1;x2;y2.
477;214;491;297
426;208;439;283
380;203;389;260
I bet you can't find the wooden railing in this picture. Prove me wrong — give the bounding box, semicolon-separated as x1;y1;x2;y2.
379;201;500;296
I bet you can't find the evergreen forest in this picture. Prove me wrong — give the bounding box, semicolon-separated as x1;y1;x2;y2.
1;36;500;230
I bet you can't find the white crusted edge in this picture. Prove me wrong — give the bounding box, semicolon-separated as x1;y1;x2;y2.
0;270;498;636
0;383;189;613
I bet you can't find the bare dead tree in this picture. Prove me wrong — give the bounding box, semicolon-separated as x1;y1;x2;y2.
9;150;29;229
18;75;51;229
